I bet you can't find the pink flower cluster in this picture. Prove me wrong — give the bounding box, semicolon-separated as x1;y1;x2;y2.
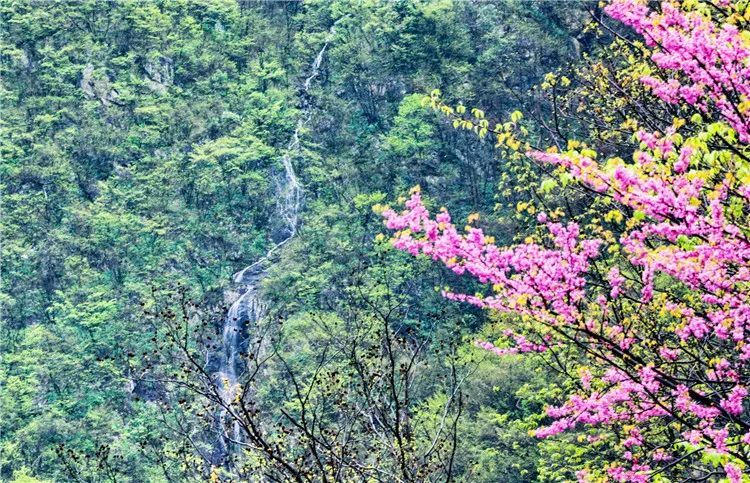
606;0;750;142
383;193;601;328
474;330;548;356
534;368;669;440
530;138;750;352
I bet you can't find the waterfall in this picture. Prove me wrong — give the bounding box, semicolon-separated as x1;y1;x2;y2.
212;35;332;459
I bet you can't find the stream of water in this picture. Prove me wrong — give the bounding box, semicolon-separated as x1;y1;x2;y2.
212;37;331;459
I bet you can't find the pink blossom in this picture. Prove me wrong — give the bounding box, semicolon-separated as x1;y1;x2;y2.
725;462;743;483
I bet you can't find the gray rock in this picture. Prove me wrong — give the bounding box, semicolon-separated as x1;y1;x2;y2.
144;55;174;94
80;63;120;105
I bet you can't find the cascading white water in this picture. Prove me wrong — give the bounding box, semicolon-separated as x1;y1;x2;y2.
213;36;332;455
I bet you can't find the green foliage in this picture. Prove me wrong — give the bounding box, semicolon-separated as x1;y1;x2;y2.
0;0;593;480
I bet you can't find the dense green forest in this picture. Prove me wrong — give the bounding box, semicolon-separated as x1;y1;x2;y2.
0;0;641;481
